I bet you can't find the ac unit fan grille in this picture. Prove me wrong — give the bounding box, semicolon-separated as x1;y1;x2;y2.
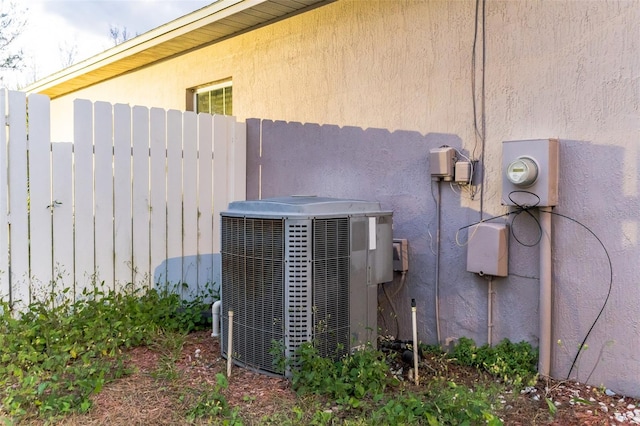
222;214;351;375
313;218;350;358
221;216;284;373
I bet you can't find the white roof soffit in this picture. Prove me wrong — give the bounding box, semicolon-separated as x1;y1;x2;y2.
24;0;334;98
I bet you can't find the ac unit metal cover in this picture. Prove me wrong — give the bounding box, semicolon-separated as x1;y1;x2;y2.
221;196;392;376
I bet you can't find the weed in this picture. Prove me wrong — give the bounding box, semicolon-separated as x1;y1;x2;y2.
545;396;558;418
149;329;187;380
269;338;286;375
291;342;392;404
451;337;538;387
0;282;216;422
370;379;503;425
184;373;240;423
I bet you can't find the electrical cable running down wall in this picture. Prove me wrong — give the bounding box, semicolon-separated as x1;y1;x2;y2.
470;0;487;219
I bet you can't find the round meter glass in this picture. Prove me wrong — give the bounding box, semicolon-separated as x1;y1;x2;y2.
506;157;538;186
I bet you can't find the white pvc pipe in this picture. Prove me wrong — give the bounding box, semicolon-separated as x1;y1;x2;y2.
411;298;419;385
211;300;222;337
227;310;234;377
539;207;552;377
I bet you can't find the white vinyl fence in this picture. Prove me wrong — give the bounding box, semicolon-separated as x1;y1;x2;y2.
0;90;245;310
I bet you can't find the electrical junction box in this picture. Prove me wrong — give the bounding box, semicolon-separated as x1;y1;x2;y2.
502;139;559;207
455;161;472;184
466;223;509;277
429;147;455;181
393;238;408;272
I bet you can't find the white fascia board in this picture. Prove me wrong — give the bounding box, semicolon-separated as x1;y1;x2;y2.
24;0;267;94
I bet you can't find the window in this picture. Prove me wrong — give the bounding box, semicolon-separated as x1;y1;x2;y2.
195;81;232;115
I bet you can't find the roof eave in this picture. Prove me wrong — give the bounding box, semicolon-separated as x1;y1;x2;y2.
24;0;333;98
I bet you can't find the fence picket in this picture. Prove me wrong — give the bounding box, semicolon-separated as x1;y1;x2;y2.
132;106;150;288
231;120;247;204
150;108;167;289
27;94;53;301
166;110;183;289
73;99;95;297
7;91;29;309
182;111;198;298
114;104;133;290
0;90;8;300
212;115;229;256
94;102;115;289
197;114;214;296
52;143;74;299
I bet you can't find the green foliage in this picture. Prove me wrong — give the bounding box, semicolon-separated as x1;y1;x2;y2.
291;342;391;405
0;282;214;421
451;337;538;387
371;380;502;426
289;341;506;424
184;373;240;423
372;393;434;425
421;380;503;425
269;339;286;375
545;396;557;418
149;329;187;381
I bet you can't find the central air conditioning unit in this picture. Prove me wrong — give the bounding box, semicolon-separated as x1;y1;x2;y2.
220;196;393;376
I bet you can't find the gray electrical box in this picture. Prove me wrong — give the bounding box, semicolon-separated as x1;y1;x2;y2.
502;139;559;207
466;223;509;277
220;196;392;376
429;147;456;181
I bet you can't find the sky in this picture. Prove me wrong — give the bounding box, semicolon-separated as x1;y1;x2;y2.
3;0;213;88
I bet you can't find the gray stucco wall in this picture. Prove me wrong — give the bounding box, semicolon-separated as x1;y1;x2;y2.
246;118;638;397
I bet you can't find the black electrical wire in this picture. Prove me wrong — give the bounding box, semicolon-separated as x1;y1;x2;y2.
471;0;482;143
508;191;542;247
470;0;486;212
457;190;614;381
543;210;613;381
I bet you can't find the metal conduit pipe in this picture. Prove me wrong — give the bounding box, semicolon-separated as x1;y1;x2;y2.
487;276;493;347
434;180;442;347
539;207;553;377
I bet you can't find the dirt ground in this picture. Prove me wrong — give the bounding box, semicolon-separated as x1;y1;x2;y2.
55;330;639;425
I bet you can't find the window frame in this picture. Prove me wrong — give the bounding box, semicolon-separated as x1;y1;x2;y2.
193;80;233;116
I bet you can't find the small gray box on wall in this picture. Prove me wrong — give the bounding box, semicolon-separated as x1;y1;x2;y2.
466;223;509;277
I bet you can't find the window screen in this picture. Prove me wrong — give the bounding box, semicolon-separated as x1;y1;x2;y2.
195;81;232;115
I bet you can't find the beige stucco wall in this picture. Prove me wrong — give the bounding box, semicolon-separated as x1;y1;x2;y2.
48;0;640;397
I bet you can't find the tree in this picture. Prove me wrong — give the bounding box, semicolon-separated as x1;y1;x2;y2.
0;0;26;71
58;41;78;68
109;25;134;46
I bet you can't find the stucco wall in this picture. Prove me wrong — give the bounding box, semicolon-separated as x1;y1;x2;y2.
48;1;639;397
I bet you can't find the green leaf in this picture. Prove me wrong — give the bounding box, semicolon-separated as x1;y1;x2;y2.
545;397;558;417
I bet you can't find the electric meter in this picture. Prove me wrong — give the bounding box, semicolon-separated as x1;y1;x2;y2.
501;139;559;207
506;156;538;187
